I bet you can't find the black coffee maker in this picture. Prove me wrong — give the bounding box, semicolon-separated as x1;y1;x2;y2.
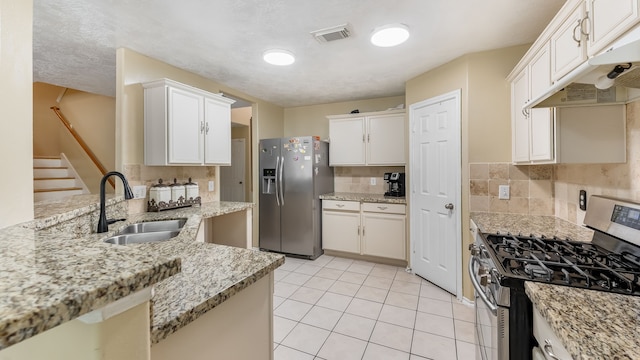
384;172;405;197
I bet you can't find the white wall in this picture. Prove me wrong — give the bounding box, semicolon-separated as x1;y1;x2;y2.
0;0;34;228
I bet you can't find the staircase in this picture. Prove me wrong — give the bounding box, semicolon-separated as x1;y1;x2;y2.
33;156;85;202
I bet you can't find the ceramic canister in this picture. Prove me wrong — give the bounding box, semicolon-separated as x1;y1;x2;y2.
170;178;186;203
185;177;199;200
149;179;171;205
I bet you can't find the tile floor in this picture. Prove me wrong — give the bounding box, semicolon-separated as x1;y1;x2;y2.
272;254;476;360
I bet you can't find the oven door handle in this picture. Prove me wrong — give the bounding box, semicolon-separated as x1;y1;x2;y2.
469;256;498;315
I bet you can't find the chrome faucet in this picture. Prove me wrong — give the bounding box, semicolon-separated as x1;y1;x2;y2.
97;171;134;233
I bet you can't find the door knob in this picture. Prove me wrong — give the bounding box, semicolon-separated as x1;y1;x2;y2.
445;203;454;210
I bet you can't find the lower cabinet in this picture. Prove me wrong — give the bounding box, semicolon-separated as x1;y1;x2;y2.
322;200;406;261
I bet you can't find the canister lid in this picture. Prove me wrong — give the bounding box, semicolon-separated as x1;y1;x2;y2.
185;177;197;186
151;179;169;188
170;178;184;187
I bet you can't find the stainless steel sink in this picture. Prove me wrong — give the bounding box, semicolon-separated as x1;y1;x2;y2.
104;230;181;245
118;218;188;234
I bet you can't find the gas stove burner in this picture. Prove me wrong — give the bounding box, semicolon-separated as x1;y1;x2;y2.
524;264;547;277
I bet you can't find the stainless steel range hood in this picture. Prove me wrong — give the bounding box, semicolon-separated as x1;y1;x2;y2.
530;26;640;108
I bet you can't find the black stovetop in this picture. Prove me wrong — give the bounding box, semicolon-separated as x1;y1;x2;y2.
482;233;640;296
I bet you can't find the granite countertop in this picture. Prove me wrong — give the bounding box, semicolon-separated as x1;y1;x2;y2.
112;202;285;343
1;197;284;350
0;198;181;350
471;212;637;359
526;282;640;360
320;192;406;204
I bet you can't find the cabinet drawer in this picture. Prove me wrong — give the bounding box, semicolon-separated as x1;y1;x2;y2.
362;202;406;215
322;200;360;211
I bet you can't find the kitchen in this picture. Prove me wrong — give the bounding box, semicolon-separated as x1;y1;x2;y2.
3;0;640;360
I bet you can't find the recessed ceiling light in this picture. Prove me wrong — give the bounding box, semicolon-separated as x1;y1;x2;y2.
370;24;410;47
263;49;295;66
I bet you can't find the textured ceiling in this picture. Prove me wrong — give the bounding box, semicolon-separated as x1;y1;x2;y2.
33;0;565;108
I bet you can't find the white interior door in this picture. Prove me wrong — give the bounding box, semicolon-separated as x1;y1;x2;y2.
410;90;461;296
220;138;246;201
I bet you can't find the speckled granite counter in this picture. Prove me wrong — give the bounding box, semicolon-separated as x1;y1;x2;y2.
470;212;594;241
0;199;181;350
526;282;640;360
471;212;638;360
320;192;406;204
2;197;283;350
112;202;285;343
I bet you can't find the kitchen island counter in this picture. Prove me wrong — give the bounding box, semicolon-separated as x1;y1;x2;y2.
470;212;594;241
320;192;406;204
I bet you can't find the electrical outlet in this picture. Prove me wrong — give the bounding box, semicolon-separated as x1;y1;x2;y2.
132;185;146;199
579;189;587;210
370;177;376;186
208;180;214;192
498;185;510;200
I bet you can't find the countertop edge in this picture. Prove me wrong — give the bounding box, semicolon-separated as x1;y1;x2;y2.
320;192;406;204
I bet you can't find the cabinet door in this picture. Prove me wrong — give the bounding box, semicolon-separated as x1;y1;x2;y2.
167;87;204;164
362;212;406;260
588;0;640;56
322;210;361;253
529;43;551;100
204;96;231;165
329;118;366;165
512;70;530;163
551;2;587;81
367;114;405;165
529;108;554;162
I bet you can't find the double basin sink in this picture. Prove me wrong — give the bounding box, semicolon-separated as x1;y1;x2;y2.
104;218;187;245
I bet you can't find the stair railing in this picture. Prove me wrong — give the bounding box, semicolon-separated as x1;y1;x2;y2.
50;106;115;188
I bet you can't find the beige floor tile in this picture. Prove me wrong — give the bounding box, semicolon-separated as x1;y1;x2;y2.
301;306;343;330
452;302;475;323
274;315;297;343
310;254;334;267
420;283;454;302
315;267;345;280
362;343;410;360
317;332;367;360
289;286;325;305
327;280;361;297
275;282;301;298
385;291;419;310
391;280;421;296
378;304;416;329
355;285;389;303
281;272;312;286
418;297;453;318
454;319;476;344
363;275;393;290
338;271;368;285
347;262;374;275
369;267;397;279
295;263;323;276
274;268;291;281
409;355;429;360
411;330;457;360
274;299;313;321
316;292;353;312
273;295;286;309
369;321;413;353
414;312;455;338
279;260;303;272
281;323;330;355
273;345;315;360
333;313;376;341
304;276;336;291
394;271;422;284
324;258;353;271
346;298;383;319
456;340;476;359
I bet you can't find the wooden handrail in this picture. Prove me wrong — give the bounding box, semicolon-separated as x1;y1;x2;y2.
50;106;115;188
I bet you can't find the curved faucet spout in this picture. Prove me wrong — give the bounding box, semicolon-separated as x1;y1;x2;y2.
97;171;134;233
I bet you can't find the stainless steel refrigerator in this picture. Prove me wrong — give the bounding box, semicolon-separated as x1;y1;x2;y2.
259;136;334;259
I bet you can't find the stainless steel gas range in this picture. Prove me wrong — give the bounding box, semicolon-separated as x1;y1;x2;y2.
469;195;640;360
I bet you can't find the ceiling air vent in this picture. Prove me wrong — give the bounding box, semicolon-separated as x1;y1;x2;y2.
311;24;351;43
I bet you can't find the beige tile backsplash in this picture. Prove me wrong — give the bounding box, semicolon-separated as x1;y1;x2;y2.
469;163;554;215
333;166;405;194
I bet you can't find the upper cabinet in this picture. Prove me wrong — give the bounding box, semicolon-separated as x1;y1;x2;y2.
551;1;588;81
588;0;640;56
328;110;405;166
143;79;235;166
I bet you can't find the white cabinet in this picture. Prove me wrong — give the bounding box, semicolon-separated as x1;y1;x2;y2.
588;0;640;56
512;70;531;163
328;110;405;166
143;79;235;166
322;200;406;261
532;304;572;360
551;1;588;81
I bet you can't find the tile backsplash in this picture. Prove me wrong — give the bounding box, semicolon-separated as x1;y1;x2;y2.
469;163;554;215
333;166;405;194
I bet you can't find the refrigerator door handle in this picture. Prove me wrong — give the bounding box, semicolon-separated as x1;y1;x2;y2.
278;154;285;206
275;156;281;206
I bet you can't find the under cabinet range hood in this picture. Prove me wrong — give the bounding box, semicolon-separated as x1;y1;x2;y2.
531;26;640;109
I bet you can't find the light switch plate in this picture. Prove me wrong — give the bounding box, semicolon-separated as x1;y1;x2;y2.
132;185;146;199
370;177;376;186
498;185;510;200
208;180;214;192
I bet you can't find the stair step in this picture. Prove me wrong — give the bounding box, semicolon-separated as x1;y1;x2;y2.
34;188;83;202
34;178;77;190
33;158;62;167
34;168;70;178
34;187;83;193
